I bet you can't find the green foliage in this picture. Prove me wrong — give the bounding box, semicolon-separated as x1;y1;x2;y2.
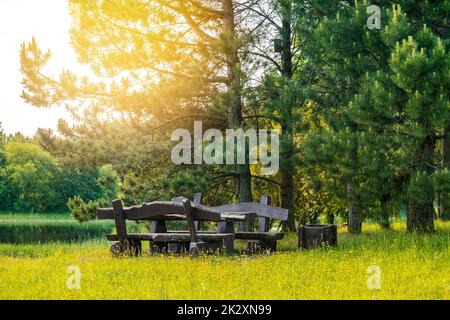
52;166;102;211
67;196;109;223
0;168;18;212
0;129;110;214
0;123;5;167
5;140;58;213
296;1;449;232
97;165;120;203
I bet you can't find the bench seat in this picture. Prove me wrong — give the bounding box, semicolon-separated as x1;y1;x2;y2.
107;232;234;243
235;232;284;241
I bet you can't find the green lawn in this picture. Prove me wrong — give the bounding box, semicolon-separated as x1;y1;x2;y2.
0;217;448;300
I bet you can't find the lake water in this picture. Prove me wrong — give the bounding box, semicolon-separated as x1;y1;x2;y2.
0;218;114;244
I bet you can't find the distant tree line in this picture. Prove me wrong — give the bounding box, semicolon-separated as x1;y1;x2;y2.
0;125;119;214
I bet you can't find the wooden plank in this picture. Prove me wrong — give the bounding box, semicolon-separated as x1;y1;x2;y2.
259;195;271;232
150;214;185;221
171;196;189;203
212;203;288;221
193;193;202;230
220;212;256;222
154;233;233;242
107;233;155;241
127;202;184;219
191;203;221;221
107;233;234;242
235;232;285;241
112;199;127;243
151;212;254;222
97;201;222;222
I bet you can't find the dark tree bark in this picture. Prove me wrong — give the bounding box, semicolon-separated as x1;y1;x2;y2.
380;194;390;229
223;0;253;208
439;126;450;220
347;124;363;234
407;135;435;233
347;182;362;234
279;1;296;232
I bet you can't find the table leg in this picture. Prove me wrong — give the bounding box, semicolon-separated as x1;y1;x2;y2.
218;221;235;254
149;221;168;255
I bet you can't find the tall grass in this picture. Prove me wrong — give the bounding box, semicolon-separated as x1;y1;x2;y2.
0;220;448;300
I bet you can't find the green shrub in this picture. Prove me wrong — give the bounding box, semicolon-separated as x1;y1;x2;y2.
68;196;109;223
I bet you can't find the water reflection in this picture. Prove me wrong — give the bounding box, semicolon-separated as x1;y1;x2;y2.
0;221;114;244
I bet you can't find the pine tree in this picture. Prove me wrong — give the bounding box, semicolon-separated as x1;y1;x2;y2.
242;0;305;230
20;0;256;205
299;0;388;233
351;4;450;232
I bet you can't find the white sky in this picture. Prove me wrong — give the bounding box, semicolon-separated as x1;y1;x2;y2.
0;0;84;136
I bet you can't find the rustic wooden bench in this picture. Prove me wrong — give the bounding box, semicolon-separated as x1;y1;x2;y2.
97;198;235;256
202;195;289;253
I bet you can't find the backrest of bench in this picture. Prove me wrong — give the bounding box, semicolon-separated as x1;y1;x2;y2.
108;199;202;243
258;195;271;232
212;197;288;222
172;194;202;230
112;199;127;243
182;199;198;242
97;199;221;222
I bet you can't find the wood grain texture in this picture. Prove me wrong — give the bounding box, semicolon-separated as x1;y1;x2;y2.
212;203;288;221
98;197;285;222
183;199;198;242
97;201;222;222
112;199;127;243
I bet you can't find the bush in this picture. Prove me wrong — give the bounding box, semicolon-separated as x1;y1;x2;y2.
68;196;109;223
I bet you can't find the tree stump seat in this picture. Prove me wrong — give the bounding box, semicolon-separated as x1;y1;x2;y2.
298;224;338;249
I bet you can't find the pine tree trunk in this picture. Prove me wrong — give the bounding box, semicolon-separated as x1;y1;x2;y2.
347;182;362;234
326;212;335;225
281;166;295;230
279;1;296;232
439;126;450;220
380;194;390;229
347;124;362;234
407;201;435;233
223;0;253;210
407;135;435;233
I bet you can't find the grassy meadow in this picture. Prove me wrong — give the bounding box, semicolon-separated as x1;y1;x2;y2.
0;214;448;300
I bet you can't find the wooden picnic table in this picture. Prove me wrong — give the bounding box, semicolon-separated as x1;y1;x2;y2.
97;199;257;255
97;195;288;255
